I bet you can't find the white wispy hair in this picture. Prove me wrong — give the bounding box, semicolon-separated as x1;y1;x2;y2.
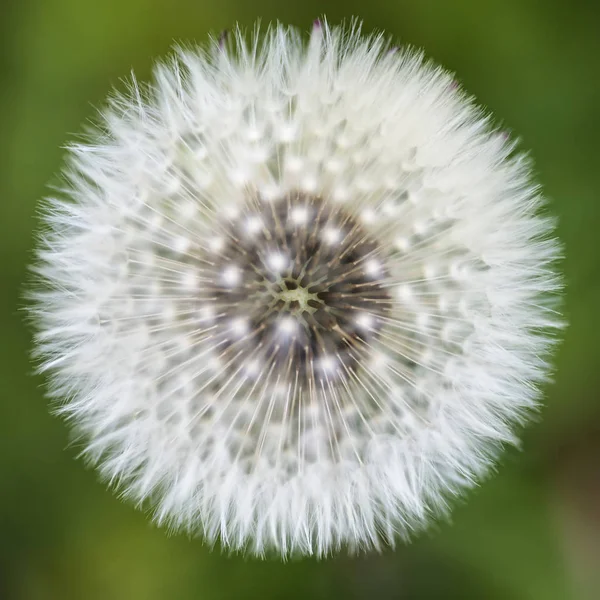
30;20;562;557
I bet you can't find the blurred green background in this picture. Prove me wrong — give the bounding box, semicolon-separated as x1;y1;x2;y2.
2;1;599;598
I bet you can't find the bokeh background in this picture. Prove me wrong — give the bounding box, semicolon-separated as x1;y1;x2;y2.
2;1;599;598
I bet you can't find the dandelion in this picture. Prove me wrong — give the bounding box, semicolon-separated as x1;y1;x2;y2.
30;20;562;557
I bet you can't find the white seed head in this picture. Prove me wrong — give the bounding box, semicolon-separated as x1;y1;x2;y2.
30;21;563;558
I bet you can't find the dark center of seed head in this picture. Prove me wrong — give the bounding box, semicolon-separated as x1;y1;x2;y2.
207;193;391;379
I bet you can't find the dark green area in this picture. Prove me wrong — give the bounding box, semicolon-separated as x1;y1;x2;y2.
1;1;599;598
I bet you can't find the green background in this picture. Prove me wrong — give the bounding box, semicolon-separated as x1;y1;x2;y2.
2;1;599;598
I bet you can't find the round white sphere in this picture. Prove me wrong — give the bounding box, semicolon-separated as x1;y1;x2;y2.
30;21;562;557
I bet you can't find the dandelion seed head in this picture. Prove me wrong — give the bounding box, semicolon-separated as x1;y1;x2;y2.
30;20;562;557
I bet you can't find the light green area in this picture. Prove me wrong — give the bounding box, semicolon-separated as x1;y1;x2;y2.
2;1;599;598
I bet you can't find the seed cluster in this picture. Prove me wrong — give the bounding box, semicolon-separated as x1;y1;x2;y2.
205;193;391;385
32;22;561;556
